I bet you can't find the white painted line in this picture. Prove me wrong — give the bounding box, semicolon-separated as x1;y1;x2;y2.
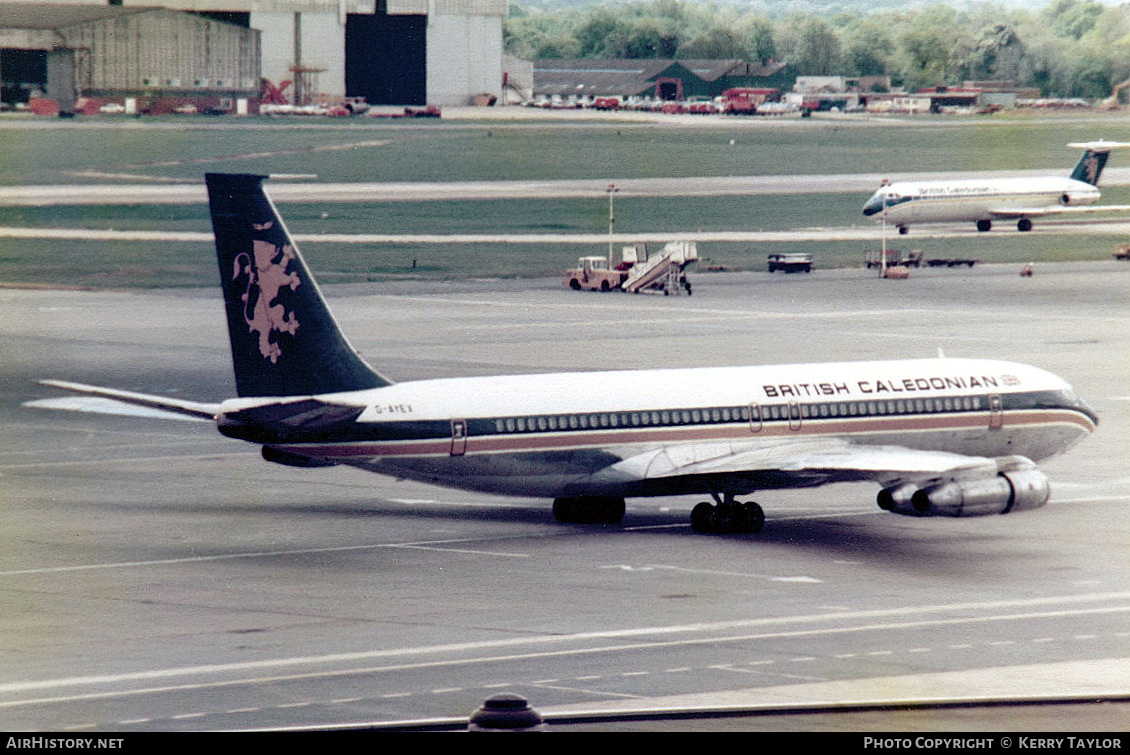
1;595;1129;712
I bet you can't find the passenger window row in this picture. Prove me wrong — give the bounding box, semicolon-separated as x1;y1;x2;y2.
488;396;985;435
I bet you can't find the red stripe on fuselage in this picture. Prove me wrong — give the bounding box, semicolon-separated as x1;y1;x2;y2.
271;408;1092;461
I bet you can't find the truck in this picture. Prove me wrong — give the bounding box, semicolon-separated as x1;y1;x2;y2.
864;249;924;269
767;253;813;273
720;87;778;115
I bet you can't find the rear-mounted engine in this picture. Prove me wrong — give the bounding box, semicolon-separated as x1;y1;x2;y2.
878;469;1049;517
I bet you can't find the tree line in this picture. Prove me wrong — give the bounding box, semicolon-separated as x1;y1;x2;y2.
504;0;1130;98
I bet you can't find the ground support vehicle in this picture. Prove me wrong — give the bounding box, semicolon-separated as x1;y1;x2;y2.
563;256;627;292
865;249;924;269
564;242;697;295
767;253;813;273
926;257;979;267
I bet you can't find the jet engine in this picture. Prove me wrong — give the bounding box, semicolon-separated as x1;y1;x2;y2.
878;469;1049;517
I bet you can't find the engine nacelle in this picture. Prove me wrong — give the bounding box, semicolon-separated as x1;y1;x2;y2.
1000;469;1051;513
880;469;1049;518
876;482;918;514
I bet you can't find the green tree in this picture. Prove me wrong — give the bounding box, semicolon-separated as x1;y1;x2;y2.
676;27;748;59
745;17;777;64
970;23;1026;81
575;9;633;57
1048;0;1105;40
898;6;971;89
792;18;841;75
843;18;894;77
624;18;680;58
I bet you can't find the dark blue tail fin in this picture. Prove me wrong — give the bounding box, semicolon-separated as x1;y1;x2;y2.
205;173;391;398
1069;148;1110;186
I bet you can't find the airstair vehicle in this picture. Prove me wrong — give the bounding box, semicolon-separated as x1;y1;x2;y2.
620;241;697;295
563;242;697;296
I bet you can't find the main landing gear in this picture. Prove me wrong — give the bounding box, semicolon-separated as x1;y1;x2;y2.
690;494;765;534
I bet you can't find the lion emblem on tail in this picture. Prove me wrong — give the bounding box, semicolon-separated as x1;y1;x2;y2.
232;221;301;363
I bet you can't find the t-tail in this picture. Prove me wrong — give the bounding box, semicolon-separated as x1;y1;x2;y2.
205;173;391;398
1067;141;1130;186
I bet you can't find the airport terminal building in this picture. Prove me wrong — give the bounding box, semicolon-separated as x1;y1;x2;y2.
0;0;505;110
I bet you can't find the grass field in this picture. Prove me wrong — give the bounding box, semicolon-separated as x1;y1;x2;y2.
3;110;1130;287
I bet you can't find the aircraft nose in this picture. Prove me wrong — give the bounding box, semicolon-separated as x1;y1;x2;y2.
862;194;883;216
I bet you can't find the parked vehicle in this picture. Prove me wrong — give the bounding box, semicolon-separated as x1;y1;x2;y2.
767;253;813;273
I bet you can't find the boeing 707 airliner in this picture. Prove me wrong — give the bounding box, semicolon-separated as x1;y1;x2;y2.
862;140;1130;234
36;173;1097;534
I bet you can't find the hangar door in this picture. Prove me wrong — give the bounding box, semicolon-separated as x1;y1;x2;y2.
1;49;46;105
346;11;426;106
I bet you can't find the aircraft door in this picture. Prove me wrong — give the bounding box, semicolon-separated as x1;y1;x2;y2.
988;394;1004;430
788;401;802;431
450;419;468;456
748;402;762;433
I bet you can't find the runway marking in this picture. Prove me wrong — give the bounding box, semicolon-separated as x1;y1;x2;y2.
0;451;260;471
0;535;531;576
389;543;529;558
531;682;641;700
2;596;1130;708
630;564;823;584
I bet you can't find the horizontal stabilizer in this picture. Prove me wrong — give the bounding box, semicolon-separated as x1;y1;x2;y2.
23;396;210;422
37;379;219;420
1066;141;1130;152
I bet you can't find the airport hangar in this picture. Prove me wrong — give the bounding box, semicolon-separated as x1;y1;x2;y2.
0;0;506;112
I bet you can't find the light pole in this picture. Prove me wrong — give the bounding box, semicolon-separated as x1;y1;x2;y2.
607;183;619;261
881;209;888;278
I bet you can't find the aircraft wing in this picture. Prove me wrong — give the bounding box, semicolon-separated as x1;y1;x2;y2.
989;204;1130;219
28;379;220;422
582;437;1002;492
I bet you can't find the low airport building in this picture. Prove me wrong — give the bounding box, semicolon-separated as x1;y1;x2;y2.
0;0;505;112
533;58;794;103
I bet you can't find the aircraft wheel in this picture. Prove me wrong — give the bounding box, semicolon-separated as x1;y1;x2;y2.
691;502;714;533
1017;218;1032;232
599;497;626;524
976;219;992;232
897;226;908;235
742;501;765;533
553;497;577;523
691;500;764;534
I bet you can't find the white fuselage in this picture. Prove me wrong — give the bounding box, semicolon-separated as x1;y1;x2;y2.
862;176;1100;226
217;358;1096;499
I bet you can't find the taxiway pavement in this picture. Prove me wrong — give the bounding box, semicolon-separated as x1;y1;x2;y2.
1;262;1128;731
